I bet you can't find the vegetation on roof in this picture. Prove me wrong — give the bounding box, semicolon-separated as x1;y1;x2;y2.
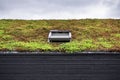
0;19;120;52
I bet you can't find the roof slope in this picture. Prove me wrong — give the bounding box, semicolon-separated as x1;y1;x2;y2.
0;19;120;52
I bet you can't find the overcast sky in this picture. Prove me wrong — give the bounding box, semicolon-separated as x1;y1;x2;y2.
0;0;120;19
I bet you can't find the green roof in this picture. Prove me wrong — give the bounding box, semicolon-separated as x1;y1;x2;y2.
0;19;120;52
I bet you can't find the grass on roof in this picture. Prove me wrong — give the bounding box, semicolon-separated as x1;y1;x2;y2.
0;19;120;52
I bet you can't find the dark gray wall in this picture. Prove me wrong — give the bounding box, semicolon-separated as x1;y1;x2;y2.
0;52;120;80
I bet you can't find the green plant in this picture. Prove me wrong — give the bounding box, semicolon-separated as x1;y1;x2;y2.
113;34;120;37
2;35;14;41
24;42;53;51
79;39;98;51
59;39;98;52
0;30;4;35
0;41;53;51
26;25;35;29
59;41;80;52
0;41;15;50
96;38;113;48
0;19;120;52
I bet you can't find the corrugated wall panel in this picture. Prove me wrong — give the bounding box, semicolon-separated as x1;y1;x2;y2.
0;53;120;80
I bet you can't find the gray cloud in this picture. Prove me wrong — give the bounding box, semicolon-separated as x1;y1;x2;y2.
0;0;119;19
106;0;120;18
